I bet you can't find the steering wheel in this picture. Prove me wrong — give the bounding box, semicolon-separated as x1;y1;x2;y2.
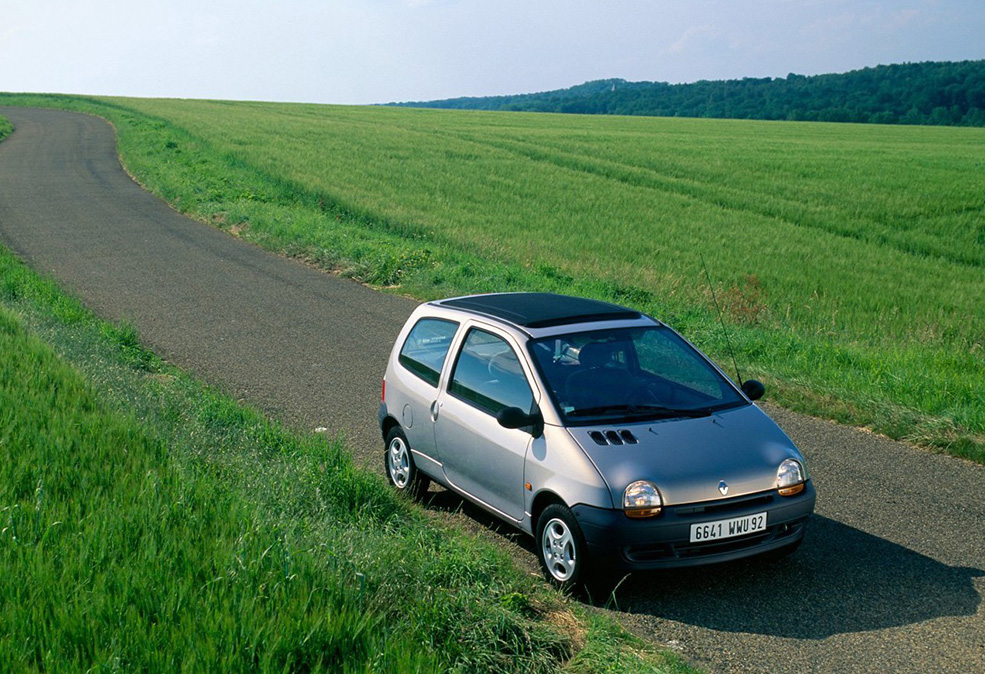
488;351;516;380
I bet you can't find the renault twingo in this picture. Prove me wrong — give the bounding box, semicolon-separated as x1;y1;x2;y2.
379;292;815;589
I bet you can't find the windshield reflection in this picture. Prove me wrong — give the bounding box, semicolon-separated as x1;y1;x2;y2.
528;326;745;424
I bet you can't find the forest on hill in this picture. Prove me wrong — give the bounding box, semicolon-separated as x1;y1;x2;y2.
391;60;985;126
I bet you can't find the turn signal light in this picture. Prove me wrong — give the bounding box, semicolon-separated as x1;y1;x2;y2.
625;507;662;519
778;483;805;497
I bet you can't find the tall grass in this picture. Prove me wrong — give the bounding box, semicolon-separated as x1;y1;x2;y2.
1;94;981;461
0;241;694;671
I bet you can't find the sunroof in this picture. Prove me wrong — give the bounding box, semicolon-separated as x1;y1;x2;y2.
439;293;641;329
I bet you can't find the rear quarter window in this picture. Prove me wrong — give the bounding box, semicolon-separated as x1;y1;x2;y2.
398;318;459;387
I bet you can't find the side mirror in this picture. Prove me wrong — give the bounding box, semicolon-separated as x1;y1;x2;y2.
497;406;544;437
741;379;765;401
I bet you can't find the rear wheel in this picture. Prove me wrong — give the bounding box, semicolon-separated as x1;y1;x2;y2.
384;427;430;499
536;504;588;591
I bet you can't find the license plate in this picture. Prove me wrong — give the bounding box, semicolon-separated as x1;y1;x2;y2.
690;512;768;543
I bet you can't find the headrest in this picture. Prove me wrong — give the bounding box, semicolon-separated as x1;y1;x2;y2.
578;341;612;369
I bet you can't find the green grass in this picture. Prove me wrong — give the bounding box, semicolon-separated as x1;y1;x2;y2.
3;93;977;460
0;233;695;670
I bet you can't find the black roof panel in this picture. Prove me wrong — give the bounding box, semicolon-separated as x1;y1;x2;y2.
438;293;642;329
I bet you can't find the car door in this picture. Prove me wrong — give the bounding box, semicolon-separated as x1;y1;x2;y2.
434;326;536;522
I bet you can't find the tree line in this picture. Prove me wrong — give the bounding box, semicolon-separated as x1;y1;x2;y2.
390;60;985;127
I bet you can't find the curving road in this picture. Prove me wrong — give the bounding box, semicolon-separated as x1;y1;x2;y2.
1;107;982;673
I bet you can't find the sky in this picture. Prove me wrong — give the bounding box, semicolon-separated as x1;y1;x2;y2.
2;0;983;105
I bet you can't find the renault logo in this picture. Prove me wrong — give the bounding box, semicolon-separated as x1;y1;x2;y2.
718;480;729;496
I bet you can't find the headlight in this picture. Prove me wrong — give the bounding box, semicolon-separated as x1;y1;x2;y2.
777;459;806;496
624;480;663;518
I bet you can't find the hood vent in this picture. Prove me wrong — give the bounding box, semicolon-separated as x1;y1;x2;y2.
588;430;639;446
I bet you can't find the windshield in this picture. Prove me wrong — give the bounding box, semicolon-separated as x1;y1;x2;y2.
528;326;746;424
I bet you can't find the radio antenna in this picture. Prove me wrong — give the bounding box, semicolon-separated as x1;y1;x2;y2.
699;254;743;385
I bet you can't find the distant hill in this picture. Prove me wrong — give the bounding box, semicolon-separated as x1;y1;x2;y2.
389;60;985;126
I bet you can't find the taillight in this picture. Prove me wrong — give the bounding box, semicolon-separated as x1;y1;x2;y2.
381;377;386;402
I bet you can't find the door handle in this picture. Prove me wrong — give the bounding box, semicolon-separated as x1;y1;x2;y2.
430;400;440;421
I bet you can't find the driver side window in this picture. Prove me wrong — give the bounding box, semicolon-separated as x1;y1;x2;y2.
449;329;533;416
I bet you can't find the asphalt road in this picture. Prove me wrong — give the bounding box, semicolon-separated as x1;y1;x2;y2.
1;107;983;674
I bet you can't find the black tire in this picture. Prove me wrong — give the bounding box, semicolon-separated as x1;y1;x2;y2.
535;503;588;591
384;427;430;499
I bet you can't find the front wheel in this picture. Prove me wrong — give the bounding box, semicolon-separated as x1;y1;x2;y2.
536;504;588;591
384;427;430;499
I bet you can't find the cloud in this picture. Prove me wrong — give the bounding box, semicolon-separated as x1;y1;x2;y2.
885;8;921;30
401;0;456;7
664;24;721;55
806;6;924;36
1;26;21;45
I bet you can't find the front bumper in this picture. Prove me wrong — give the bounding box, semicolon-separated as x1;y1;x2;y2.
573;481;816;571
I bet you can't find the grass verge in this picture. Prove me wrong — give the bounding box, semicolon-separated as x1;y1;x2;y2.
0;226;696;670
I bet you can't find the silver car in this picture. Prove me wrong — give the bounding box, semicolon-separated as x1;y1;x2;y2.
379;292;815;589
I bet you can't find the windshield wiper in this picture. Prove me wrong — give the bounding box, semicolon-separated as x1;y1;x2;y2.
568;404;712;419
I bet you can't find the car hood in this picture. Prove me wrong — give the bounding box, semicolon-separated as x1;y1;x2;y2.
567;404;804;506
